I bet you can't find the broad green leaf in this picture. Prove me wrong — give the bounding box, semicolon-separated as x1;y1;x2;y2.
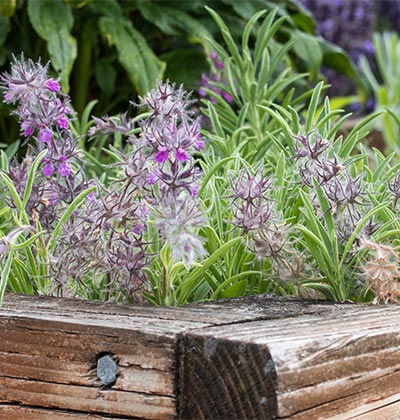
99;16;165;95
88;0;123;18
27;0;77;92
161;49;208;90
137;2;212;45
95;60;116;95
293;31;322;80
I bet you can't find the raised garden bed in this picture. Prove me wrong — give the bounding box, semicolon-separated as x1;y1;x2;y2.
0;294;399;419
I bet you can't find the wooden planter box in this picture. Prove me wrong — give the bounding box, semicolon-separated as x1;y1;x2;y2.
0;293;399;419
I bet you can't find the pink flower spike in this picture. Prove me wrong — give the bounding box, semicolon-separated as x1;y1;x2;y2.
42;161;54;177
176;147;188;162
45;78;60;92
154;147;169;163
57;115;69;129
39;127;53;144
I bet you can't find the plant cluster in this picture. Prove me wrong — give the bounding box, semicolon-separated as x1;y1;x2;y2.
1;8;400;307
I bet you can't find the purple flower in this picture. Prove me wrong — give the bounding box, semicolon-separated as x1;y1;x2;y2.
176;147;188;162
45;78;60;92
58;155;71;177
223;92;234;103
21;122;34;137
39;126;52;144
86;191;97;202
42;161;54;177
189;185;200;197
57;115;69;129
154;146;169;163
49;192;58;206
194;134;205;150
132;221;144;235
147;172;158;185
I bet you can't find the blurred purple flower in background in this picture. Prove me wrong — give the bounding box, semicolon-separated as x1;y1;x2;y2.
198;52;234;104
300;0;376;108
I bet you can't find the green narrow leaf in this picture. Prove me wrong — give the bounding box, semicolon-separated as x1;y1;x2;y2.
177;237;242;304
338;111;383;158
99;16;165;95
220;279;248;299
211;271;259;299
0;172;28;224
305;81;324;132
22;149;47;210
205;7;242;66
0;249;13;307
241;9;266;53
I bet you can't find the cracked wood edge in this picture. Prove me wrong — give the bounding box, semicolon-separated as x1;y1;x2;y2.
0;404;129;419
179;305;400;419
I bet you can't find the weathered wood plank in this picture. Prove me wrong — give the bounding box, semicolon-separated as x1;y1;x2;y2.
0;404;115;419
327;393;400;419
3;293;353;324
179;305;400;419
0;295;203;419
2;294;400;419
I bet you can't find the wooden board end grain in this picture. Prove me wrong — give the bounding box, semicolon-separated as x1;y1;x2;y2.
179;305;400;419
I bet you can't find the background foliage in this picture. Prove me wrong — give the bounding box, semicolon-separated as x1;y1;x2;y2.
0;0;355;146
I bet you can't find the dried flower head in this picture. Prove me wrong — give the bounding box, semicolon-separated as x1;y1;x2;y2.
361;241;400;304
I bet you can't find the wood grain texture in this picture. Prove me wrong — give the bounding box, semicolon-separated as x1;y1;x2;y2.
0;404;115;419
1;294;400;419
0;295;204;419
179;305;400;419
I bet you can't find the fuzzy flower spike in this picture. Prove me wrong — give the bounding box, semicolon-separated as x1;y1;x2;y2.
1;55;74;179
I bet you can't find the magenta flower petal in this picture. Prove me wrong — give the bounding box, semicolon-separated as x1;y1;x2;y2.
42;162;54;177
58;155;71;177
57;115;69;129
194;134;205;150
21;122;34;137
45;78;60;92
223;92;234;103
39;127;52;143
176;147;188;162
154;147;169;163
87;191;97;202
